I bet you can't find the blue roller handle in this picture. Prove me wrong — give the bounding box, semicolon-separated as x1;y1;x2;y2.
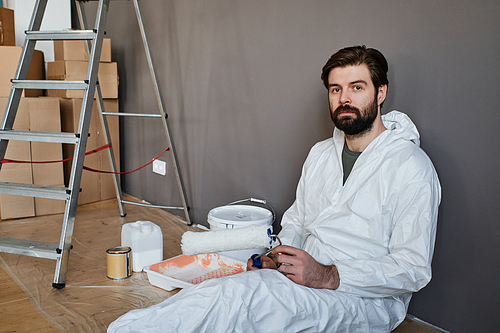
251;253;263;269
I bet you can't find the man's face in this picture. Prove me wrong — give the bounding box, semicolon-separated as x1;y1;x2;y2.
327;64;382;136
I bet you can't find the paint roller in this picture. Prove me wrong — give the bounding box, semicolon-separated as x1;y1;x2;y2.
181;224;273;257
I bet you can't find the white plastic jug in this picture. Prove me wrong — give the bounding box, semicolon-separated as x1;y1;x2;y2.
121;221;163;272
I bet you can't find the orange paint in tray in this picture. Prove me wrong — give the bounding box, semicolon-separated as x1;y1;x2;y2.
144;253;246;291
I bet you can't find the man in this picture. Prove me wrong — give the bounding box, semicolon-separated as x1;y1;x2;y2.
108;46;441;332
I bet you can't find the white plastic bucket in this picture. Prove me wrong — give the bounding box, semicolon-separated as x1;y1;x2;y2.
121;221;163;272
208;205;273;262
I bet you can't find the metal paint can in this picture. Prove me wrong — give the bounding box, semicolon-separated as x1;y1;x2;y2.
106;246;132;279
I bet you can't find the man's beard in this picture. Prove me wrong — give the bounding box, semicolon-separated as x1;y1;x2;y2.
330;96;378;136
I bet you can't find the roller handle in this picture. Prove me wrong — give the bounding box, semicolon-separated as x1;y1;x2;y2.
250;234;281;269
251;253;263;269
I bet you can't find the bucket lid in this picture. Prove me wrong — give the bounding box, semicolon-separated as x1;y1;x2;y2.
208;205;273;228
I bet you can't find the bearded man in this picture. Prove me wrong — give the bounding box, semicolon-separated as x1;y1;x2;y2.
108;46;441;333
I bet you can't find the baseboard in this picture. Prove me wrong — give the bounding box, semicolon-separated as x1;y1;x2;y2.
406;314;450;333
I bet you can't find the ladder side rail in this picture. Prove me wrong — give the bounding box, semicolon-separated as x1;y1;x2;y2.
53;0;110;288
95;85;126;216
0;0;48;163
76;0;126;217
95;86;126;217
133;0;192;225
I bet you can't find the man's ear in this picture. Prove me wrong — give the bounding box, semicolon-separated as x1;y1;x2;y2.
377;84;388;106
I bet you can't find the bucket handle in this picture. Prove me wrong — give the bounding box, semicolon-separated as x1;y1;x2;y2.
226;198;276;223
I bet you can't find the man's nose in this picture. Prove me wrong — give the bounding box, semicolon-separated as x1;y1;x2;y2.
340;91;351;105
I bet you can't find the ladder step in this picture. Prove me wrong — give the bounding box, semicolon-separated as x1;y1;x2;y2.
0;236;59;260
0;182;70;200
102;112;162;118
26;29;96;41
122;200;184;210
0;130;80;144
11;80;88;90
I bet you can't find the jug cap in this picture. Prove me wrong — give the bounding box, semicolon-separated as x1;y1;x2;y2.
140;221;153;234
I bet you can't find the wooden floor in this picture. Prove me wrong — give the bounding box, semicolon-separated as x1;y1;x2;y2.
0;197;441;332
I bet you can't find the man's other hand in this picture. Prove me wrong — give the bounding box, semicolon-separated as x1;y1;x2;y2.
272;245;340;290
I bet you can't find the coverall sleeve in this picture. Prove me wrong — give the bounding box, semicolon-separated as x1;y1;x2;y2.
278;164;308;249
335;168;441;298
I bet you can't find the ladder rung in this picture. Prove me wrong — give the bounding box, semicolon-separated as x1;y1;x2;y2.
11;80;88;90
0;130;80;144
26;29;96;41
102;112;162;118
121;200;184;210
0;237;59;260
0;182;70;201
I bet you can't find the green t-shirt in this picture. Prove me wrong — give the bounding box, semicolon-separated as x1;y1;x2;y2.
342;142;361;185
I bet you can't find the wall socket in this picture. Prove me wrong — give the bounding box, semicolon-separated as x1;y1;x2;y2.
152;159;167;176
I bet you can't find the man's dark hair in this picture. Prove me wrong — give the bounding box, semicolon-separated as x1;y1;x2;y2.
321;45;389;90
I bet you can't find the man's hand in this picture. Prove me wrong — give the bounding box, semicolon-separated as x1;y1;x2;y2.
246;253;279;270
273;245;340;290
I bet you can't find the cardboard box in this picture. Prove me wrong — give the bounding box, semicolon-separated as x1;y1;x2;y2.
1;98;35;220
99;99;120;200
0;124;35;219
31;148;65;201
28;98;62;132
59;98;101;205
0;141;33;220
2;97;65;185
0;7;15;46
54;38;112;62
0;46;45;97
29;98;65;187
0;164;36;220
0;96;30;130
0;140;31;171
34;190;66;217
0;97;67;218
29;97;66;216
47;61;118;99
32;148;66;189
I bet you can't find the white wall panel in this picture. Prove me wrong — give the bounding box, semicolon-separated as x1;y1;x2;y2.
4;0;71;62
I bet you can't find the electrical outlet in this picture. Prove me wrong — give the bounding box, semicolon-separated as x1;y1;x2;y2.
153;159;166;176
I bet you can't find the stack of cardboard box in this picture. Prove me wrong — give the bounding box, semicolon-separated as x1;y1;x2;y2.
0;54;65;219
48;38;120;206
47;39;117;99
0;11;120;219
0;7;15;47
0;6;60;219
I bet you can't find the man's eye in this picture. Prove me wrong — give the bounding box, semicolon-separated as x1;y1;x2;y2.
353;86;362;91
331;88;340;93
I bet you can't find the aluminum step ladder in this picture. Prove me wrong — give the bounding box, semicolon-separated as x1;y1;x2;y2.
0;0;109;289
75;0;192;225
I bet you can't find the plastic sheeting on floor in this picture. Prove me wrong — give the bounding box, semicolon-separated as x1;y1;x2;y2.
0;198;196;332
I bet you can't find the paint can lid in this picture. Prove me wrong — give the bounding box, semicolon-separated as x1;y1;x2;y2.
106;246;131;254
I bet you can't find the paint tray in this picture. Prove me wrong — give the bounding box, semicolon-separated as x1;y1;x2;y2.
144;253;246;291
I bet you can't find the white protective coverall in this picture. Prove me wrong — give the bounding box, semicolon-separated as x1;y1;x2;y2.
108;111;441;333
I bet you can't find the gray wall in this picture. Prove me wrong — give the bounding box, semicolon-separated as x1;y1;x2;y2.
82;1;500;331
